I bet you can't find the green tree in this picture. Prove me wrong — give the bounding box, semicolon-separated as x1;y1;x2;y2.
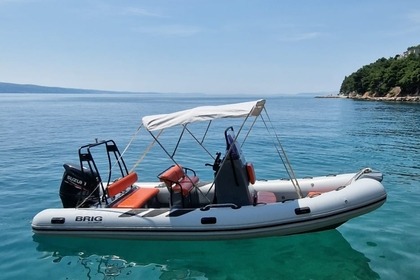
340;47;420;97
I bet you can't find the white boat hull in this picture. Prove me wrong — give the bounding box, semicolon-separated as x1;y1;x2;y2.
32;177;386;240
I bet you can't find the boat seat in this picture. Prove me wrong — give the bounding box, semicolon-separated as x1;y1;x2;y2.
158;165;199;196
113;188;159;208
107;172;139;198
255;191;277;204
158;165;199;207
107;172;159;208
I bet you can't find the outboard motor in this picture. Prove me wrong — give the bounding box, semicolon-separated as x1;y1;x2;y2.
59;163;100;208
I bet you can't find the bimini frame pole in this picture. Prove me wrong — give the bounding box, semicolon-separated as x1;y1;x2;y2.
261;108;304;199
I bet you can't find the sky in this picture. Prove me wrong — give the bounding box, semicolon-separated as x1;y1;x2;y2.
1;0;420;95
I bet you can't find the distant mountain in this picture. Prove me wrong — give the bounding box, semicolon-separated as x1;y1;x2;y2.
0;82;134;94
295;91;337;97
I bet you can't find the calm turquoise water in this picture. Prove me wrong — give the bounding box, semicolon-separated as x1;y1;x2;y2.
0;94;419;279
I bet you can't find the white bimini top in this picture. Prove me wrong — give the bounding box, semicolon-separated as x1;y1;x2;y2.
142;99;266;131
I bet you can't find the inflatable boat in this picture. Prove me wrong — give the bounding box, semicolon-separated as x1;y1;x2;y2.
32;99;386;240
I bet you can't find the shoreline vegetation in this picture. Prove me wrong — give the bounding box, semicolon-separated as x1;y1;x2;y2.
338;44;420;103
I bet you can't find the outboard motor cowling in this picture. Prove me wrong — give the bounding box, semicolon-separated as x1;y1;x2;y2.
59;163;100;208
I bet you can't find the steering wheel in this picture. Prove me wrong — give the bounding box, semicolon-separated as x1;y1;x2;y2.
205;152;222;172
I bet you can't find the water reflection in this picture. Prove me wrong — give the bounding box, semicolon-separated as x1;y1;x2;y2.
33;230;379;280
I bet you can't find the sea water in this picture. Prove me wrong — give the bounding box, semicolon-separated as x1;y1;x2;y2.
0;93;419;279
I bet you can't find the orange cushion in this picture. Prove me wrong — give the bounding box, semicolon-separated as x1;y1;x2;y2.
107;172;138;197
307;191;322;198
246;162;256;184
158;165;184;186
114;188;159;208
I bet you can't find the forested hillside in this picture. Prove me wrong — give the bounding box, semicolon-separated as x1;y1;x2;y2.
340;45;420;98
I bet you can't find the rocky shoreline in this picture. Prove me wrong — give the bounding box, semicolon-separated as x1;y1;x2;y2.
346;95;420;102
317;95;420;102
316;87;420;102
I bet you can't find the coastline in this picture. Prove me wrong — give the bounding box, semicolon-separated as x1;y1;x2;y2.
316;94;420;102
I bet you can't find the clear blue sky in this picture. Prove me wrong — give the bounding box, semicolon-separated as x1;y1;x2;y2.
1;0;420;95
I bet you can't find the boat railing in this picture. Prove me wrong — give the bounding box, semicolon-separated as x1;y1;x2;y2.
200;203;240;211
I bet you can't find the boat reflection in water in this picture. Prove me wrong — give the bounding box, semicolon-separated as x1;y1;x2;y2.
33;230;379;279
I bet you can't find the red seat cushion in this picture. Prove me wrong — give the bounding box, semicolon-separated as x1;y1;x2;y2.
172;176;199;196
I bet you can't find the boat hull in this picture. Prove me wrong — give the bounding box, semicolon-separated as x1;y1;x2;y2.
32;178;386;240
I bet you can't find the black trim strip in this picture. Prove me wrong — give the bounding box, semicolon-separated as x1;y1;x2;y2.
119;209;148;217
143;209;168;217
168;209;195;217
